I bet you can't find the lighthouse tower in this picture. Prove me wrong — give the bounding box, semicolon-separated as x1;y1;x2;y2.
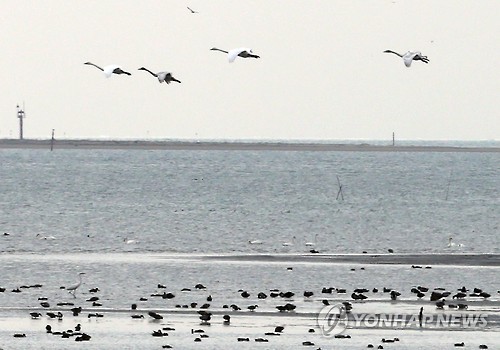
16;104;26;140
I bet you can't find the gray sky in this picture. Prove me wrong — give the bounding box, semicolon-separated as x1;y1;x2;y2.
1;1;498;141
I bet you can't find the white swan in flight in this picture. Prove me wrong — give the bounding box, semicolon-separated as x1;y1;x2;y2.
138;67;181;84
210;47;260;63
383;50;429;67
84;62;131;77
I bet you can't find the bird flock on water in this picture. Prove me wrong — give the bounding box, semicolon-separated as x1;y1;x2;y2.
4;270;495;348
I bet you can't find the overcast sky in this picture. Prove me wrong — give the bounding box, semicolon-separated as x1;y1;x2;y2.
1;1;498;141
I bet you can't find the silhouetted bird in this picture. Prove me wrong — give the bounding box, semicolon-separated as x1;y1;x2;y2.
148;311;163;320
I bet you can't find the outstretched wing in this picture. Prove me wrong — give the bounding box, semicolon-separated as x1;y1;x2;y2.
157;72;168;83
227;48;246;63
414;52;429;63
103;65;120;77
402;52;418;67
165;73;173;84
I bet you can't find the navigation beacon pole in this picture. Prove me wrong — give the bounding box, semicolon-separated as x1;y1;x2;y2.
16;103;26;140
50;129;55;151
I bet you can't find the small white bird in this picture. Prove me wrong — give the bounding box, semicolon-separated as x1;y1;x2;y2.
84;62;131;77
36;234;56;240
210;47;260;63
138;67;181;84
66;272;86;298
249;240;263;245
383;50;429;67
123;237;138;244
282;236;296;247
305;233;319;247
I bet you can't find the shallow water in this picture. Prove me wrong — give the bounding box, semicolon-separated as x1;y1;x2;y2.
1;309;498;349
0;149;498;348
0;253;499;348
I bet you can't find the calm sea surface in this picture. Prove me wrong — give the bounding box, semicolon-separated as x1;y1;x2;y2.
0;148;498;349
1;149;498;254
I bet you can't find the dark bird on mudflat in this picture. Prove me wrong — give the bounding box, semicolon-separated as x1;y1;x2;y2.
148;311;163;320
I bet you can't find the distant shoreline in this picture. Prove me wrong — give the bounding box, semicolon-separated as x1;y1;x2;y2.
0;138;499;152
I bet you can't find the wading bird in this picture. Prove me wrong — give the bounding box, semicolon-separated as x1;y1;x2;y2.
138;67;181;84
210;47;260;63
84;62;131;77
447;237;464;248
66;272;85;297
383;50;429;67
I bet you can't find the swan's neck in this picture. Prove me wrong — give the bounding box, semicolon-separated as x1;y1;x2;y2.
85;62;103;71
211;48;228;54
139;67;157;77
384;50;402;58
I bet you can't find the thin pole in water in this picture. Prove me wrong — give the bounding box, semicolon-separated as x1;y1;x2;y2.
50;129;55;151
336;175;344;201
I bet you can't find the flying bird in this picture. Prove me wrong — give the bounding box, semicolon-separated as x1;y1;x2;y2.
187;6;198;14
210;47;260;63
383;50;429;67
84;62;131;77
138;67;181;84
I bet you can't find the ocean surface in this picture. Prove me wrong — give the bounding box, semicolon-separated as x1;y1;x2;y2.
0;148;498;349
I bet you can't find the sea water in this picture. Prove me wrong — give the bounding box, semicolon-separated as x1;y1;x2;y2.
0;148;498;349
1;149;498;254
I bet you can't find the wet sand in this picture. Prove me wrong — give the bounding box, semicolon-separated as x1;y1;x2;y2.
3;252;499;267
1;309;497;350
202;253;500;267
1;138;499;152
1;253;498;349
